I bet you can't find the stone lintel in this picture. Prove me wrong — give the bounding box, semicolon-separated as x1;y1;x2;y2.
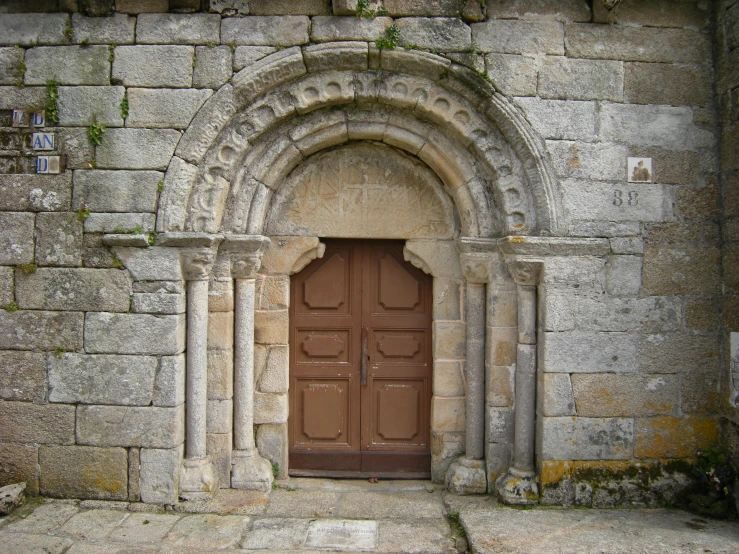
497;236;610;257
156;232;224;248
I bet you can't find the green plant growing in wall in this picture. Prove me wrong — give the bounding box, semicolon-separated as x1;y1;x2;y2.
356;0;387;18
88;117;106;146
63;21;74;43
375;23;400;50
45;79;59;124
76;199;90;222
16;56;26;88
16;263;37;275
53;347;67;357
108;44;116;63
157;178;164;192
120;91;129;120
2;301;18;312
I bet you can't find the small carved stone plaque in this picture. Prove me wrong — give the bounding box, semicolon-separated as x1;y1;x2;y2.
304;519;378;550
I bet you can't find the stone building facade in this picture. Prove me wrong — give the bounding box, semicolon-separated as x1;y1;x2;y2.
0;0;736;507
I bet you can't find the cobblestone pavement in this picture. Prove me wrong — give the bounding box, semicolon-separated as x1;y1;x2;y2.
0;480;737;553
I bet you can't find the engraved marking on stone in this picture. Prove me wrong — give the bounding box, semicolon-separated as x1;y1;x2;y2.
612;190;639;206
302;334;345;358
304;519;378;550
31;133;55;151
36;155;60;174
627;157;652;183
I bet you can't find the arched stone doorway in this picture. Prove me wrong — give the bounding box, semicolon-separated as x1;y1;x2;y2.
151;44;564;502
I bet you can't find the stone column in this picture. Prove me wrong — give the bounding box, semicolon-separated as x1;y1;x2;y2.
171;234;223;501
495;257;542;505
223;235;274;491
444;251;493;495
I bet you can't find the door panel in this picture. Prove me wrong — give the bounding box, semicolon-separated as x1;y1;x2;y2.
289;240;432;477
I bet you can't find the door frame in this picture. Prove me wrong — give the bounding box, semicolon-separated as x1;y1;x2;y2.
254;236;475;483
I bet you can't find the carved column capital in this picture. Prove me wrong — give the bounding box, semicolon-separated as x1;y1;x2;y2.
180;248;219;281
460;253;496;284
221;235;271;279
504;256;543;287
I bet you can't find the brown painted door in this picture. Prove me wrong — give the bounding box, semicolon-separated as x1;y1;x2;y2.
289;240;432;478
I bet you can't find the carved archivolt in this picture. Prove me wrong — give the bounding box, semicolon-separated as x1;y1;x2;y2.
157;44;564;240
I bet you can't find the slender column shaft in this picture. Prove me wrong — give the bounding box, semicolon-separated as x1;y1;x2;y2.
233;278;256;452
465;282;486;460
512;284;536;472
186;279;209;460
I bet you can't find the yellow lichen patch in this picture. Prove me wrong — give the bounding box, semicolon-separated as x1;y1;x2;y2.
509;235;526;243
634;416;718;459
540;460;573;485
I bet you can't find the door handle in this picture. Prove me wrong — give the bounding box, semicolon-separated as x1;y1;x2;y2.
360;326;368;386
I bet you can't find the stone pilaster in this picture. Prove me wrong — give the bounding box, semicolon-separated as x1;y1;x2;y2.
222;235;274;491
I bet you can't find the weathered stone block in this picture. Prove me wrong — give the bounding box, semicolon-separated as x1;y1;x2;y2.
0;174;71;212
484;54;537;96
600;103;712;149
311;16;391;42
76;404;184;448
541;331;637;373
49;353;156;406
233;46;276;71
430;279;461;321
487;407;514;442
486;364;513;407
257;276;289;310
0;351;46;402
563;180;672;224
638;333;720;374
593;0;708;29
573;296;681;333
543;257;607;289
0;267;12;308
486;0;590;22
0;401;75;444
116;0;169;13
112;45;193;87
606;255;642;297
25;46;109;86
624;63;711;107
431;397;465;432
16;268;131;312
486;326;517;366
251;0;330;14
682;367;720;415
35;213;83;267
571;374;678;417
140;446;182;504
58;86;125;127
95;129;180;170
136;13;220;44
73;170;161;213
126;88;211;129
634;416;717;459
541;292;575;332
539;58;623;101
254;310;289;344
206;399;232;434
565;24;710;64
0;13;69;46
547;141;628;182
0;310;83;351
71;13;135;44
0;443;38;493
207;311;234;351
193;46;232;89
684;296;720;333
256;423;288;479
383;0;459;16
0;212;34;265
207;432;232;488
404;240;462;279
221;16;310;46
434;321;466;359
0;48;24;86
396;18;471;52
434;360;464;397
153;355;185;407
541;417;634;460
540;373;575;416
132;292;185;315
39;445;127;500
472;20;564;54
514;98;596;141
254;392;288;424
643;245;721;295
258;345;289;393
208;281;233;312
112;247;182;281
431;431;464;483
84;312;185;355
57;127;95;171
207;349;233;400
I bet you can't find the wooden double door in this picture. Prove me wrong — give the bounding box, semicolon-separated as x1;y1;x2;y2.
289;240;432;478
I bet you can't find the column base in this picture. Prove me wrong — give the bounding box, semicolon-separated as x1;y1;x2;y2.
495;467;539;505
445;457;487;495
179;457;219;501
231;449;273;492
